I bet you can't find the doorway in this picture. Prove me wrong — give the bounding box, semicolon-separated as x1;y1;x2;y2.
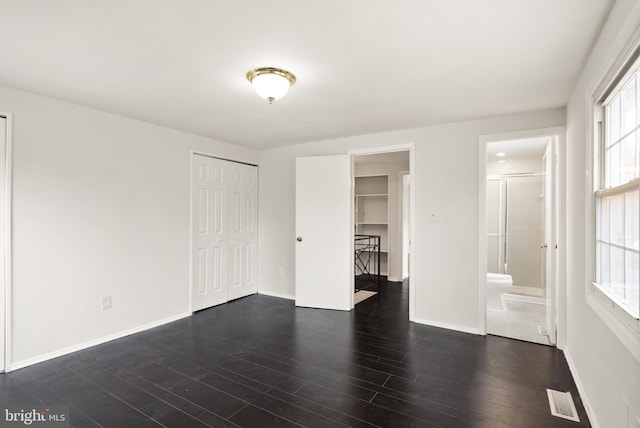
479;129;564;346
293;144;415;319
352;149;411;308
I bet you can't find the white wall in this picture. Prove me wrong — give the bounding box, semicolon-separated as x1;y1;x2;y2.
0;86;258;367
565;1;640;427
258;108;565;331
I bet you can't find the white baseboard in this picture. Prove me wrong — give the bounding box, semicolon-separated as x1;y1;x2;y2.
564;347;599;428
387;276;402;282
503;293;545;305
10;312;191;372
413;317;479;335
509;285;545;297
258;290;295;300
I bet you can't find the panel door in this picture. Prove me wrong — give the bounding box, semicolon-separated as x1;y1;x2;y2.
227;162;258;301
192;155;228;311
295;154;351;310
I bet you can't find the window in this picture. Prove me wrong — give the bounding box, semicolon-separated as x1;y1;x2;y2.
594;53;640;322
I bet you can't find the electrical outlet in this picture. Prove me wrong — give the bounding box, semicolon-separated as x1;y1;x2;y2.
101;295;112;310
279;266;285;276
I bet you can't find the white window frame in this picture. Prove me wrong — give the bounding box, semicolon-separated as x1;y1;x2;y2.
589;39;640;357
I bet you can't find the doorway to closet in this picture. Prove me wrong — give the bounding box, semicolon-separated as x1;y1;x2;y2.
190;154;258;312
353;151;410;305
294;144;415;318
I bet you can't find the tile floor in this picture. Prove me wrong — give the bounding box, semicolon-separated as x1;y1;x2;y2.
487;297;551;345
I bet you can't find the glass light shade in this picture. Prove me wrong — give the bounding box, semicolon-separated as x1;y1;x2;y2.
252;73;291;102
247;68;296;103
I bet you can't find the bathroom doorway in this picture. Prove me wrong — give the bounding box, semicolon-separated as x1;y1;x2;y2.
483;135;557;345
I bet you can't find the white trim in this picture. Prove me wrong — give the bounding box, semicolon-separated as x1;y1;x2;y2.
587;295;640;362
189;152;195;314
478;126;566;347
503;294;545;305
348;143;416;321
10;312;191;372
592;23;640;102
555;130;568;350
349;144;414;157
399;170;410;281
353;173;388;179
0;113;12;373
386;276;401;282
258;290;295;301
478;140;488;335
585;32;640;351
409;147;415;321
413;317;479;335
350;153;356;310
564;347;599;428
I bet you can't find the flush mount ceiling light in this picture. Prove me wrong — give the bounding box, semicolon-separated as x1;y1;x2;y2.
246;67;296;104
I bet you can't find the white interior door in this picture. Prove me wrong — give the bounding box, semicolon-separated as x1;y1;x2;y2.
295;155;351;310
544;140;557;344
227;162;258;301
192;155;228;311
0;117;5;371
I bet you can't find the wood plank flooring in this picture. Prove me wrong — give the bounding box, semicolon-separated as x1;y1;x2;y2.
0;281;591;427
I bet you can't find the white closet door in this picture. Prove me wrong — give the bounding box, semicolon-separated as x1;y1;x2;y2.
227;162;258;301
295;154;351;310
192;155;228;311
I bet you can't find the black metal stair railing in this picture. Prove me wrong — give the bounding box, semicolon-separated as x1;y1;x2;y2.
354;234;381;292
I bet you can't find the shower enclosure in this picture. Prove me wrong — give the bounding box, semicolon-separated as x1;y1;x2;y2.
486;174;544;292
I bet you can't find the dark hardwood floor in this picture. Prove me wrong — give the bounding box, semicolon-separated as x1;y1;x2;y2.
0;281;591;427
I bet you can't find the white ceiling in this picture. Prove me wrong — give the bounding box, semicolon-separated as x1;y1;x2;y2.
0;1;613;149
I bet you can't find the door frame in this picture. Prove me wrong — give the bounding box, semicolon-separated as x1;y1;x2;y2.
543;142;557;344
478;126;566;349
400;171;410;280
0;113;13;372
349;143;416;320
188;151;258;312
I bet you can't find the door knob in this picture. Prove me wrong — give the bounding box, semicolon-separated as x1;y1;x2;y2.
296;236;303;242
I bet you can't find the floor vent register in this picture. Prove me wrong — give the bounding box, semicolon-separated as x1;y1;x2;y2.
546;389;580;422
